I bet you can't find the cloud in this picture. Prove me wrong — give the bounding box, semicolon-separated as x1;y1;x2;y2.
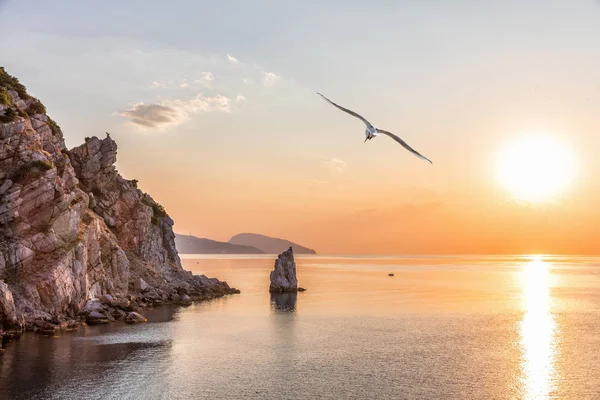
192;72;214;88
180;81;189;88
170;93;231;114
120;94;231;129
120;103;183;128
227;54;239;64
328;158;347;173
262;71;281;86
236;95;246;103
150;80;167;88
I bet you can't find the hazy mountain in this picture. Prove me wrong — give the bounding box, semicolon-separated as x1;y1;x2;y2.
175;234;264;254
229;233;317;254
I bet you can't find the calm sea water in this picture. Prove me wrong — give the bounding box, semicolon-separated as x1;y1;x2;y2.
2;255;600;399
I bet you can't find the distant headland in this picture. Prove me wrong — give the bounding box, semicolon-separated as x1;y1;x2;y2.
174;232;317;255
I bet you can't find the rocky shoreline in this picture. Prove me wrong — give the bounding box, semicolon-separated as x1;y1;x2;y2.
0;68;239;343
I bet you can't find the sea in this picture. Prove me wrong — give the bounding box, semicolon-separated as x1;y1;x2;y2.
1;254;600;399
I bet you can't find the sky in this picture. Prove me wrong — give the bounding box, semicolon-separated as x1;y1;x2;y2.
1;0;600;254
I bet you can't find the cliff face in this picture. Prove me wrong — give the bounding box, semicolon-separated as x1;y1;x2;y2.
0;68;238;338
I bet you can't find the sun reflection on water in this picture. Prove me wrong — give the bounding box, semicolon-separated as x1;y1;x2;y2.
519;255;557;399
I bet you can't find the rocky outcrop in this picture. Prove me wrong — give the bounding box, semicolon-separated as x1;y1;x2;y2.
269;247;300;292
0;67;239;339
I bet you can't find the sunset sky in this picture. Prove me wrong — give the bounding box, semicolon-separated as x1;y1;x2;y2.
2;0;600;254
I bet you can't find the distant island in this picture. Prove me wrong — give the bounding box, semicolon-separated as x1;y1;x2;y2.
174;233;317;254
175;234;263;254
229;233;317;254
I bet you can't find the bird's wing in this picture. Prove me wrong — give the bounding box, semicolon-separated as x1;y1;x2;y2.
317;93;373;128
376;129;432;164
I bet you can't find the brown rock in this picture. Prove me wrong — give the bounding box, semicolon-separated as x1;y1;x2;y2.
86;311;109;325
0;69;240;342
124;312;147;324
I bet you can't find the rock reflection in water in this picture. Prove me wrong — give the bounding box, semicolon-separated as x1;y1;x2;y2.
270;292;297;312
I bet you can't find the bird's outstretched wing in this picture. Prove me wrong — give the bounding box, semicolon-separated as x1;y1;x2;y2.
317;92;373;128
376;129;432;164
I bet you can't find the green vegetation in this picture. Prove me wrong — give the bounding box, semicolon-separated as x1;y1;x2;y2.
142;196;167;218
27;100;46;115
10;159;54;183
0;107;16;123
0;87;11;105
0;67;30;100
47;117;61;136
152;203;167;217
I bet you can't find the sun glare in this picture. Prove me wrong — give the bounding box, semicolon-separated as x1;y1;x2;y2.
496;133;578;202
520;255;557;398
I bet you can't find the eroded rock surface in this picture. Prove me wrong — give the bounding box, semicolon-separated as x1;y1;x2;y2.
269;247;299;292
0;68;239;338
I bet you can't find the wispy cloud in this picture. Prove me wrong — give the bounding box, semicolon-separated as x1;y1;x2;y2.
262;71;281;86
227;54;239;64
236;95;246;103
192;72;214;87
170;93;231;114
328;158;347;173
120;103;183;129
120;93;231;129
150;80;167;88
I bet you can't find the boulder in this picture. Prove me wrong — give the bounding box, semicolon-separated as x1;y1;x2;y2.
111;308;127;320
100;294;114;305
86;311;109;325
83;299;106;314
33;319;57;335
124;301;139;312
124;312;147;324
133;278;148;292
111;298;130;310
179;294;192;306
269;247;299;293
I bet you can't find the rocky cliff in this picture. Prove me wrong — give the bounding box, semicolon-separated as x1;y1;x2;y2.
0;67;238;339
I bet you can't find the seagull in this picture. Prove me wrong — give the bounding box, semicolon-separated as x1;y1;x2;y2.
317;93;432;164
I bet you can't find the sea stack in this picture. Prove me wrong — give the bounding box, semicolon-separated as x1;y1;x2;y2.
269;247;300;292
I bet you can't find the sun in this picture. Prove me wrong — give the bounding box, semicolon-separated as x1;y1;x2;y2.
495;133;578;202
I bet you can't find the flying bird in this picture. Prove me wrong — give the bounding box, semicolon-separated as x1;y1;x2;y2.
317;93;432;164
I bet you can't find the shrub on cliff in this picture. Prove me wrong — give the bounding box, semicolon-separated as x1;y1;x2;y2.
27;100;46;116
0;87;11;105
47;117;61;136
0;67;30;100
0;107;17;123
10;160;54;183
